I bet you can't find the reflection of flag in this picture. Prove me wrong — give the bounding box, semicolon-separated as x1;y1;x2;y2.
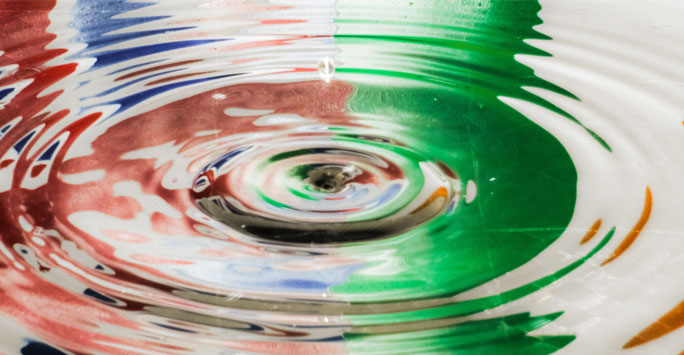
0;0;667;354
330;1;594;353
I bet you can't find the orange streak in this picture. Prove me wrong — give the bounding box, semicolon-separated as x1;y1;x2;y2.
623;300;684;348
411;187;448;214
579;219;602;245
601;187;652;266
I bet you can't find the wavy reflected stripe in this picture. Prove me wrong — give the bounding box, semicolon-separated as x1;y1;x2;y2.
624;300;684;349
145;71;218;86
601;187;652;266
114;59;204;81
579;219;602;245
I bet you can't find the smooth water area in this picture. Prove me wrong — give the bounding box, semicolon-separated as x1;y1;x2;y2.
1;0;684;354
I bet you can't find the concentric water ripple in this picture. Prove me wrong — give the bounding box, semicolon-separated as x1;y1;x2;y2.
1;0;684;354
192;128;456;243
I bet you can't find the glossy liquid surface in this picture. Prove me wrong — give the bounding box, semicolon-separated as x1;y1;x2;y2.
1;1;683;354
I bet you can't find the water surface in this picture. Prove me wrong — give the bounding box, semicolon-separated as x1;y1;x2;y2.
1;0;684;354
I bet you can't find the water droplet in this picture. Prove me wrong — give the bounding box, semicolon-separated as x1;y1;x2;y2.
318;57;334;83
465;180;477;204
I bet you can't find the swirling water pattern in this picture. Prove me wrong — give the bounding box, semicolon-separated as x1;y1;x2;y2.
1;0;684;354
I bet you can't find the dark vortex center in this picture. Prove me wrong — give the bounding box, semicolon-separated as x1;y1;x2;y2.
307;165;355;193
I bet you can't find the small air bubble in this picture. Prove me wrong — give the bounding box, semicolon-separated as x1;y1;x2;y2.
318;57;335;83
465;180;477;204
